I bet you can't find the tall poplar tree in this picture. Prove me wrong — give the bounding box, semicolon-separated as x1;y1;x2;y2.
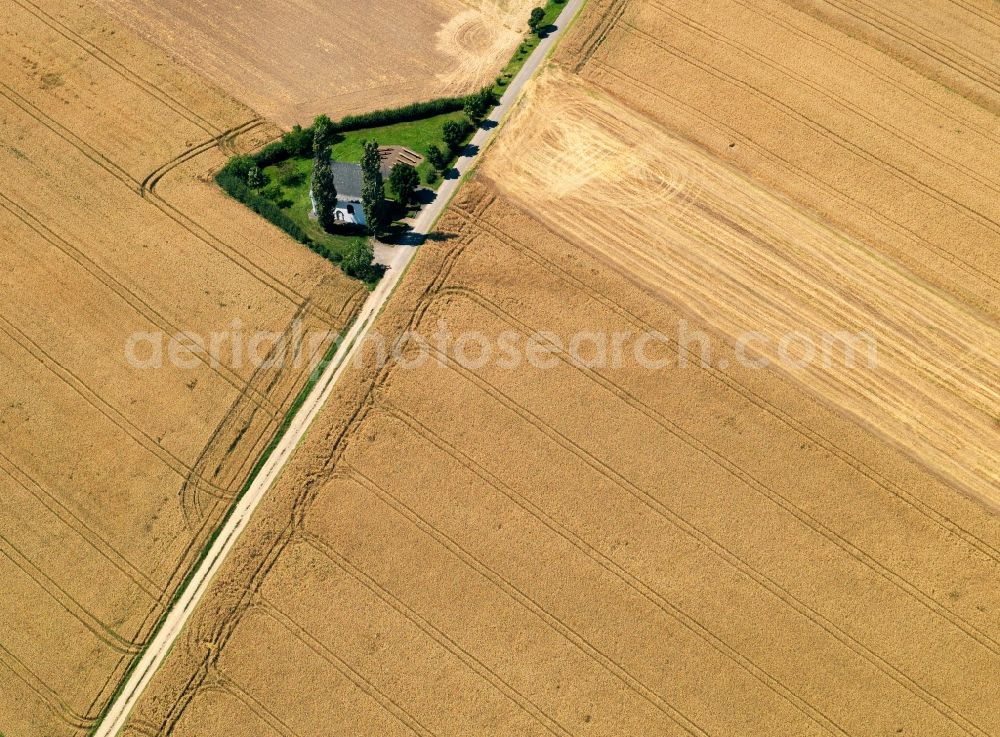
361;140;385;234
312;155;338;232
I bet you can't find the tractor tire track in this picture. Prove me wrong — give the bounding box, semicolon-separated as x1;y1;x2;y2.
7;0;221;136
438;284;1000;656
379;404;852;737
450;202;1000;568
420;325;991;737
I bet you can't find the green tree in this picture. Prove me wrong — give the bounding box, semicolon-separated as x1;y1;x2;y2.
312;155;338;232
464;88;494;123
246;164;265;189
443;119;473;155
224;154;256;182
341;239;375;280
284;124;313;157
528;7;546;34
426;144;447;172
388;163;420;208
360;140;386;234
312;114;335;155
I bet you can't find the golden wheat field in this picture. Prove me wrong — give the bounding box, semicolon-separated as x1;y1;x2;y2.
93;0;540;127
5;0;1000;736
120;179;1000;737
0;2;363;736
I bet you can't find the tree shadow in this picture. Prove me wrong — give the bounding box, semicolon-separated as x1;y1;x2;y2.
425;231;458;242
414;188;438;206
380;221;414;244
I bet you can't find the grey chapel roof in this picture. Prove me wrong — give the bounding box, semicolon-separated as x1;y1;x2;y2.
330;161;364;201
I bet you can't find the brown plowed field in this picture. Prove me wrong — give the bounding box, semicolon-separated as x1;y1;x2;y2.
92;0;539;127
120;175;1000;736
0;2;363;736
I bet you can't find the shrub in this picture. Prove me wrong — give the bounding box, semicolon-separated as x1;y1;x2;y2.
528;6;546;34
221;154;256;182
335;95;468;133
426;144;447;172
284;124;313;157
276;161;304;187
340;239;375;280
260;183;283;201
389;162;420;207
464;87;496;122
443;119;474;154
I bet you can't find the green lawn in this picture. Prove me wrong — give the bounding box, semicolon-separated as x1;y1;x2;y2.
259;109;476;254
493;0;567;96
260;157;367;262
328;109;469;183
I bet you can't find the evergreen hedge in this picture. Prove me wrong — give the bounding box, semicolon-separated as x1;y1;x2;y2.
215;89;496;282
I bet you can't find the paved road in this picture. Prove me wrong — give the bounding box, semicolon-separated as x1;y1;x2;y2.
92;3;584;735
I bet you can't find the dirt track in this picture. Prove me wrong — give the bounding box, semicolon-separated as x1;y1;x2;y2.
101;1;1000;735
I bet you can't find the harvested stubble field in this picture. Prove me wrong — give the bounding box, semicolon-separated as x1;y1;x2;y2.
93;0;540;127
552;0;1000;507
484;70;1000;512
566;0;1000;321
0;2;363;736
121;180;1000;737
